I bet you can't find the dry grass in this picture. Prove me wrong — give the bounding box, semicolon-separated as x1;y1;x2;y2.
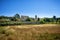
0;24;60;40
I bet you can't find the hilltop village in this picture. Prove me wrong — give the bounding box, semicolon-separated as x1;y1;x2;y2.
0;14;60;26
0;14;38;22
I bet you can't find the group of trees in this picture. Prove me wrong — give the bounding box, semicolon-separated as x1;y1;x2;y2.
0;14;60;26
21;15;60;24
37;16;60;24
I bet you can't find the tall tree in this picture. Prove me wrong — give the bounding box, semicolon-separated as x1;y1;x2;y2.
53;16;56;19
14;14;20;19
37;18;40;21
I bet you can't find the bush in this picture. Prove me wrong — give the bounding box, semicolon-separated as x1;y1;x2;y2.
39;21;45;24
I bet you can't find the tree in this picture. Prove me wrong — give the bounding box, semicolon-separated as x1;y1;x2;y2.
10;17;17;21
37;18;40;21
53;16;56;19
44;18;51;22
39;20;45;24
14;14;20;19
56;18;60;24
26;18;31;21
53;16;57;23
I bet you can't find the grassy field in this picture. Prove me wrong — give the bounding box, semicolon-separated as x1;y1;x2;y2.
0;24;60;40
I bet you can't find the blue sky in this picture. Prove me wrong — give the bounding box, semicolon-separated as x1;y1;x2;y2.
0;0;60;18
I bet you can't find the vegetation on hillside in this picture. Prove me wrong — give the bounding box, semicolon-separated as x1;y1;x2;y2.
0;14;60;26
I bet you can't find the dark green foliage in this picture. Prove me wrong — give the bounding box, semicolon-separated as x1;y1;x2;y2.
10;17;17;21
44;18;51;22
53;16;56;19
37;18;40;21
0;21;21;26
26;18;31;21
39;20;45;24
14;14;20;19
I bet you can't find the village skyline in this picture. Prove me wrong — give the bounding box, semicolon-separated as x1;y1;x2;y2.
0;13;60;18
